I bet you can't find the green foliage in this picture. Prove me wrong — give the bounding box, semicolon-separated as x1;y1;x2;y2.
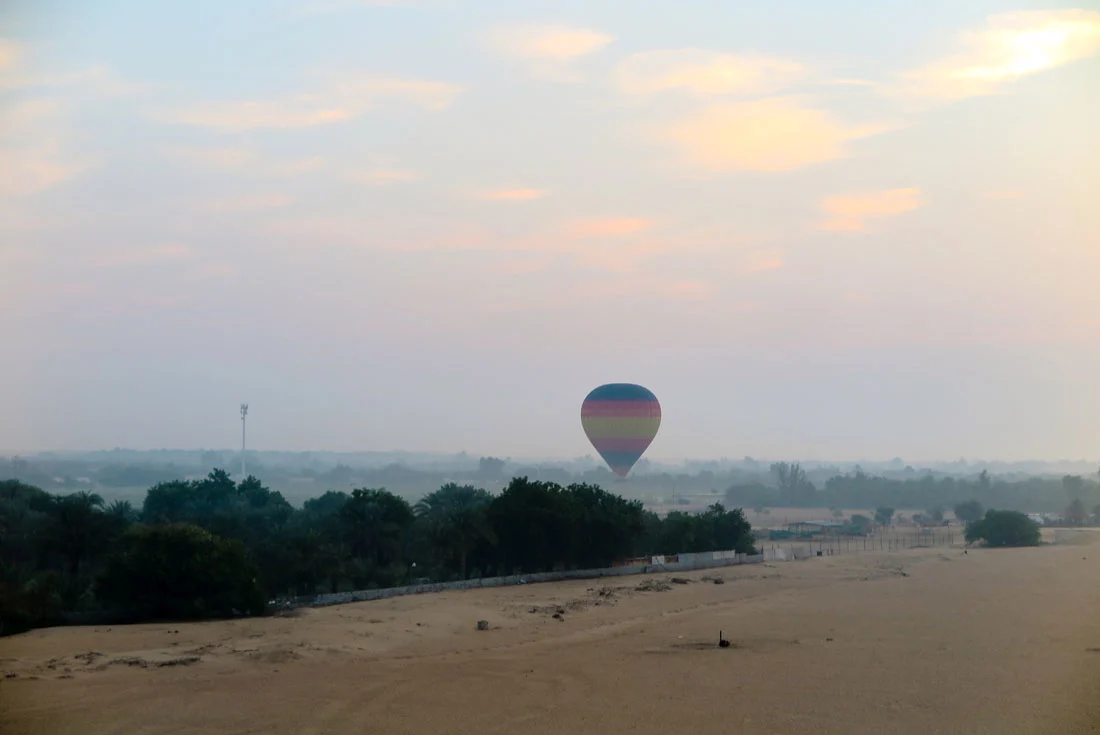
96;523;265;620
0;563;64;635
414;483;495;580
953;500;983;524
646;503;754;556
488;477;575;573
848;514;874;535
965;510;1041;548
3;472;755;634
340;488;413;567
874;506;895;526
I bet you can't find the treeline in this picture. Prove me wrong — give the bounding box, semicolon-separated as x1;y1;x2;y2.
727;465;1100;513
0;473;754;635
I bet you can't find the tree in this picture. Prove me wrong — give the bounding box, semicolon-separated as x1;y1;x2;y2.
965;510;1041;548
45;492;111;578
927;506;945;524
106;500;139;523
1094;503;1100;524
414;483;495;579
564;483;646;569
339;488;414;573
874;506;895;526
954;500;983;524
489;477;574;573
771;462;816;505
477;457;506;478
1065;498;1087;526
96;523;264;619
703;504;755;554
1063;475;1085;497
848;514;874;535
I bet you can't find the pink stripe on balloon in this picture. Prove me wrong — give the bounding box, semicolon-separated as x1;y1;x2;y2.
581;400;661;418
590;437;655;453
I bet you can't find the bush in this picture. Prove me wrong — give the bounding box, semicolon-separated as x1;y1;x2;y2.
965;510;1041;548
96;523;265;620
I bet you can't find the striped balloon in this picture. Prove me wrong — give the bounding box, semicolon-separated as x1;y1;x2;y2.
581;383;661;478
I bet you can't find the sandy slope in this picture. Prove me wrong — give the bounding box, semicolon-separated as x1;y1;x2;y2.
2;540;1099;734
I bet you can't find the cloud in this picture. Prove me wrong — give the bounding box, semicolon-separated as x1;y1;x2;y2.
98;243;197;266
662;97;889;172
817;188;923;232
156;72;462;131
0;146;92;196
896;10;1100;101
615;49;804;96
198;263;238;278
0;100;94;196
293;0;435;16
160;100;352;131
169;146;327;178
486;24;613;59
0;39;20;73
350;168;419;186
744;249;784;272
0;40;146;97
484;24;613;81
659;280;712;301
196;193;295;212
477;188;546;201
565;217;655;238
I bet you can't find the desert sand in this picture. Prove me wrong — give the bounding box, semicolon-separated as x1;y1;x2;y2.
3;537;1099;734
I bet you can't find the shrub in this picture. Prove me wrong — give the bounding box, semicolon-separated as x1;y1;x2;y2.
965;510;1041;548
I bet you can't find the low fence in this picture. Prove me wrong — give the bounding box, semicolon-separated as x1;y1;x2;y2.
301;551;767;609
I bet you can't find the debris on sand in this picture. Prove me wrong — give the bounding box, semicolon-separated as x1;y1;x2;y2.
713;578;725;585
103;656;202;670
670;577;691;585
476;620;490;631
635;579;672;592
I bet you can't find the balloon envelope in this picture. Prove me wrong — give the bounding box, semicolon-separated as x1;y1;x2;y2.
581;383;661;478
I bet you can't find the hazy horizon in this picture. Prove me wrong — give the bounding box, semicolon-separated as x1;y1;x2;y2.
3;2;1098;461
5;446;1098;473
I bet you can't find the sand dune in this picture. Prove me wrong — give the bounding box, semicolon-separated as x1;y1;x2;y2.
3;540;1099;734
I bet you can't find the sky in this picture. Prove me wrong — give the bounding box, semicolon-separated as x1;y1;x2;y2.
1;0;1098;462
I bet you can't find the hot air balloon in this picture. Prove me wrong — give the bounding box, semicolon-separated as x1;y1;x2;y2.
581;383;661;478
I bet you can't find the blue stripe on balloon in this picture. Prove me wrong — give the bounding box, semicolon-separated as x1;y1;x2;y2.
594;449;645;467
583;383;658;402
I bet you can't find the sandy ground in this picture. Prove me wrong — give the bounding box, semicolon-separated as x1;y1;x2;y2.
3;537;1099;735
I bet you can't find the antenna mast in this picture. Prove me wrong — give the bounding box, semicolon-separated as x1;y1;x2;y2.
240;403;249;478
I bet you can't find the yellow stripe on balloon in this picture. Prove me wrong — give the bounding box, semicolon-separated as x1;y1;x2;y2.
580;415;662;439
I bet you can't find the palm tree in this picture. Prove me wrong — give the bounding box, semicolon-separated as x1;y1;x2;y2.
48;491;106;577
415;484;495;580
106;499;137;522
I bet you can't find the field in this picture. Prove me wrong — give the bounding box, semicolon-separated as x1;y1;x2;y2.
3;534;1099;734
